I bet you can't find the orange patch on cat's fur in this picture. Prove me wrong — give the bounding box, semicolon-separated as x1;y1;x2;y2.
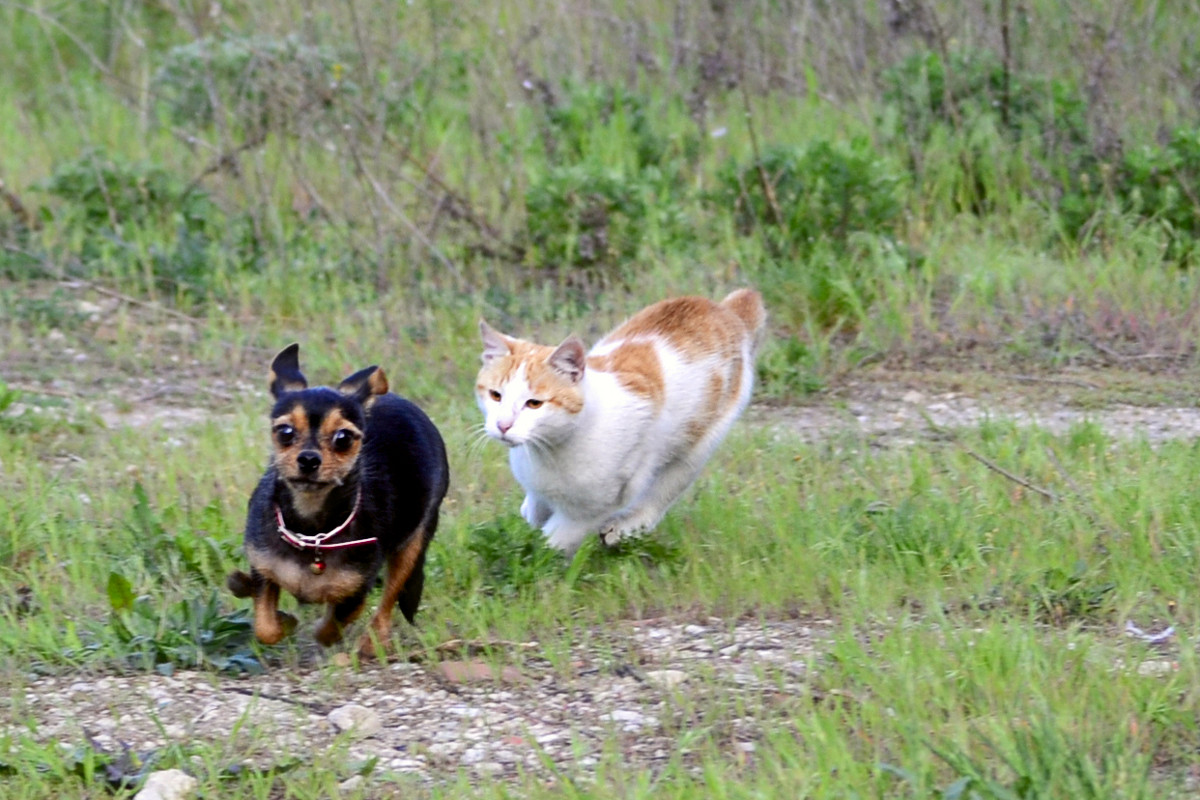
587;341;665;408
525;356;584;413
609;290;762;361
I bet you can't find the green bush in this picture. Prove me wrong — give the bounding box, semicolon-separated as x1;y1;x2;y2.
524;165;651;271
880;49;1088;149
880;49;1090;216
37;148;215;235
153;34;341;128
520;82;698;273
1059;127;1200;265
34;149;238;293
717;138;904;257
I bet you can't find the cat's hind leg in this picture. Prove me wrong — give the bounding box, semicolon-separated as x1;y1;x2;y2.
598;458;703;546
599;406;746;546
520;493;553;528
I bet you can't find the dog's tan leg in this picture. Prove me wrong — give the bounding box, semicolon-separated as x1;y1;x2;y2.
253;581;296;644
315;593;368;647
357;530;426;657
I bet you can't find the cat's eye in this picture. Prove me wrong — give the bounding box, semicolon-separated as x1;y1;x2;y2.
274;424;295;446
525;399;544;409
489;389;502;401
331;429;356;452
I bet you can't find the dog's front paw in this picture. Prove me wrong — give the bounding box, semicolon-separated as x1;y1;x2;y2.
255;611;298;645
356;631;389;660
314;619;346;647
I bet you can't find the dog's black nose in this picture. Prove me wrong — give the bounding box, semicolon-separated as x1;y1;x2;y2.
297;450;322;474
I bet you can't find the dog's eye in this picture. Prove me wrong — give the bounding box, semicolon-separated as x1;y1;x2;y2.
489;389;502;402
332;430;356;452
274;424;295;446
525;398;544;409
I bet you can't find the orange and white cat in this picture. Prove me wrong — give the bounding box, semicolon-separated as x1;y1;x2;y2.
476;289;766;555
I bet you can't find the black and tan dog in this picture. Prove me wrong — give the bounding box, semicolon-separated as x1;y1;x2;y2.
227;344;449;655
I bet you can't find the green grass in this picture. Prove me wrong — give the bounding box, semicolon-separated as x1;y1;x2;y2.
4;0;1200;796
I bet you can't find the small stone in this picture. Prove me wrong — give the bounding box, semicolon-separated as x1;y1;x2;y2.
1137;660;1177;677
719;644;741;657
902;390;924;404
134;769;198;800
461;747;487;765
337;775;365;793
683;624;707;636
476;761;504;775
644;669;689;689
330;652;353;668
435;660;523;684
327;704;381;738
737;741;757;753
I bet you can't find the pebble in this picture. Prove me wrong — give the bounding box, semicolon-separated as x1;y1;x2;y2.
133;769;198;800
1136;660;1177;677
337;775;365;793
644;669;689;689
327;704;382;738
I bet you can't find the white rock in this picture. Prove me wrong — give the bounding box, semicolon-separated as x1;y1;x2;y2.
644;669;689;689
461;747;487;765
337;775;365;793
134;769;198;800
683;624;707;636
1137;660;1177;677
327;704;381;738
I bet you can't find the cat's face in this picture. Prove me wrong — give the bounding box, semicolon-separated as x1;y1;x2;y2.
476;322;586;447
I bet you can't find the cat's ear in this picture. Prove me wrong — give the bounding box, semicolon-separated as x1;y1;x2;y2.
338;365;389;406
479;320;512;363
547;336;586;384
269;343;307;398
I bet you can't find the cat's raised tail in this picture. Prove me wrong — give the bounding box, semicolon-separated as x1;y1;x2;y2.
720;288;767;350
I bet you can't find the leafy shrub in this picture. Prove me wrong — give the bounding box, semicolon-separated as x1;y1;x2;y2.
153;34;341;128
541;83;673;172
465;515;564;597
880;49;1089;216
521;82;698;273
717;139;904;257
524;165;652;272
880;49;1088;149
1061;127;1200;265
35;149;237;293
38;148;216;235
106;575;260;675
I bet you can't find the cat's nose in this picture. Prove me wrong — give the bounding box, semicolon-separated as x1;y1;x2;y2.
497;418;514;434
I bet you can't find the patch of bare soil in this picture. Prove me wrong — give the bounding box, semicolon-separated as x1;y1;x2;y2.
751;371;1200;447
14;618;826;786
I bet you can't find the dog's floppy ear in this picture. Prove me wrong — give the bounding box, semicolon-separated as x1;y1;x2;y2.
269;343;307;398
339;365;389;406
479;320;512;364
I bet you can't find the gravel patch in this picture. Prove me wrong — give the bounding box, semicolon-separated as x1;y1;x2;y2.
10;617;829;786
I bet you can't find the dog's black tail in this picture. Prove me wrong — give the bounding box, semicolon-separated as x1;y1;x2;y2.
226;570;255;598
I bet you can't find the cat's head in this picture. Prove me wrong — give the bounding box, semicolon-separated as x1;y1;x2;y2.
476;321;586;447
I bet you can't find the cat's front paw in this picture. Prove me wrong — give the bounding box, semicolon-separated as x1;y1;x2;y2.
599;520;636;547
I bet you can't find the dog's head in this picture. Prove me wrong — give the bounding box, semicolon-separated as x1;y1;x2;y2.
266;344;388;501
